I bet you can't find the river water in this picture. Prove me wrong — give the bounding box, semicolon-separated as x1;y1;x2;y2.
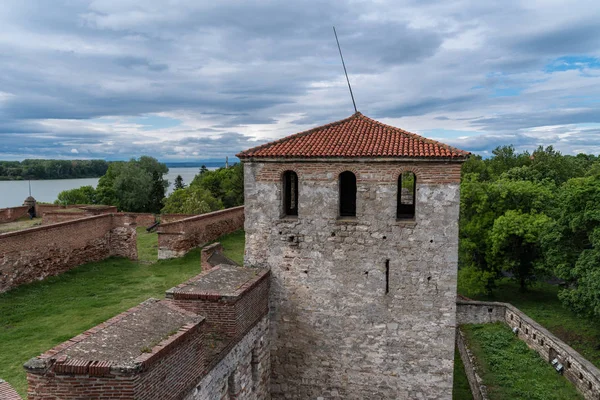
0;167;208;209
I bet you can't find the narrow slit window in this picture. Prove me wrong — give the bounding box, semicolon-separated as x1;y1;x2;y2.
385;259;390;294
397;172;416;219
339;171;357;217
283;170;298;216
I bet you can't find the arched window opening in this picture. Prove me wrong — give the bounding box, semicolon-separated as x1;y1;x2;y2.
339;171;357;217
283;170;298;216
397;171;416;219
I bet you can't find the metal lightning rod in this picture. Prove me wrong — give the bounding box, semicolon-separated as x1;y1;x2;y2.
333;26;357;113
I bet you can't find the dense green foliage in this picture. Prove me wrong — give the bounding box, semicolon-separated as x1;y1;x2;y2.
462;323;582;399
0;159;109;180
459;145;600;318
54;156;169;213
0;229;245;396
161;163;243;214
54;185;97;205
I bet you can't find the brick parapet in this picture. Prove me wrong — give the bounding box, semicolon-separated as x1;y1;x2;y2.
157;206;245;259
0;205;30;224
457;300;600;400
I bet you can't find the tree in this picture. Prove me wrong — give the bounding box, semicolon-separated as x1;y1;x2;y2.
95;157;168;212
161;186;223;215
489;210;551;291
174;175;186;190
55;186;97;205
542;174;600;317
190;163;243;208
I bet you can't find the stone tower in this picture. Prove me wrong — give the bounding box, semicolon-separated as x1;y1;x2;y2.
238;112;469;399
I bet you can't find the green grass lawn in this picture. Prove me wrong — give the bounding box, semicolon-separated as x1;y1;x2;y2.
464;279;600;369
453;348;474;400
462;323;583;400
0;229;245;397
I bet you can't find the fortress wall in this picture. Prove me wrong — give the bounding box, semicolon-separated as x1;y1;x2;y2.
457;300;600;400
244;160;462;400
26;266;271;400
0;206;29;223
160;213;195;224
0;214;137;293
157;206;244;259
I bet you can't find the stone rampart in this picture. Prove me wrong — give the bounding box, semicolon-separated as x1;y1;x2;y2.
25;264;271;400
0;214;137;293
0;206;29;223
157;206;244;259
455;328;488;400
457;300;600;400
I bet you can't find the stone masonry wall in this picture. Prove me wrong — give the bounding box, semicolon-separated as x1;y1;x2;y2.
157;206;245;259
455;328;488;400
0;214;137;293
457;300;600;400
0;206;29;223
244;160;463;400
184;315;271;400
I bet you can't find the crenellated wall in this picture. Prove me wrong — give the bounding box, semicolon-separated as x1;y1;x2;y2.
0;214;137;293
25;263;271;400
157;207;245;259
457;300;600;400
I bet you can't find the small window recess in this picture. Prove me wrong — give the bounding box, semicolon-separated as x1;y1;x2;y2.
385;259;390;294
397;171;416;220
282;170;298;217
339;171;357;218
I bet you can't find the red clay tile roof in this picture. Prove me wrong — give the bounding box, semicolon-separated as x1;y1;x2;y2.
236;112;470;159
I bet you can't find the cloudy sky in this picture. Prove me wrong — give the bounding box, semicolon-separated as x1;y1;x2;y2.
1;0;600;161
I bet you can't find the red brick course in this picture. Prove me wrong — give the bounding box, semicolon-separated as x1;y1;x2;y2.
157;206;245;259
253;161;463;184
0;214;137;293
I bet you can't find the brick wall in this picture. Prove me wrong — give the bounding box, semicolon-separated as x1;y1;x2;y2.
0;214;137;293
157;206;245;259
0;206;29;223
457;300;600;400
160;213;195;224
166;266;270;340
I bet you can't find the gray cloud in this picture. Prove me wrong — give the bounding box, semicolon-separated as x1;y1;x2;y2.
1;0;600;160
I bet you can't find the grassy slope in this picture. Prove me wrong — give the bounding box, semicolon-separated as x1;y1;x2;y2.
462;323;582;400
465;279;600;369
453;348;474;400
0;229;245;396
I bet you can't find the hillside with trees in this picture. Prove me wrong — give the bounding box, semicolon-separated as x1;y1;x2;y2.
0;159;109;180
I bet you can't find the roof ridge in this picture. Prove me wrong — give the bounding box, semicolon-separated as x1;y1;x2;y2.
236;112;361;157
357;114;470;156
